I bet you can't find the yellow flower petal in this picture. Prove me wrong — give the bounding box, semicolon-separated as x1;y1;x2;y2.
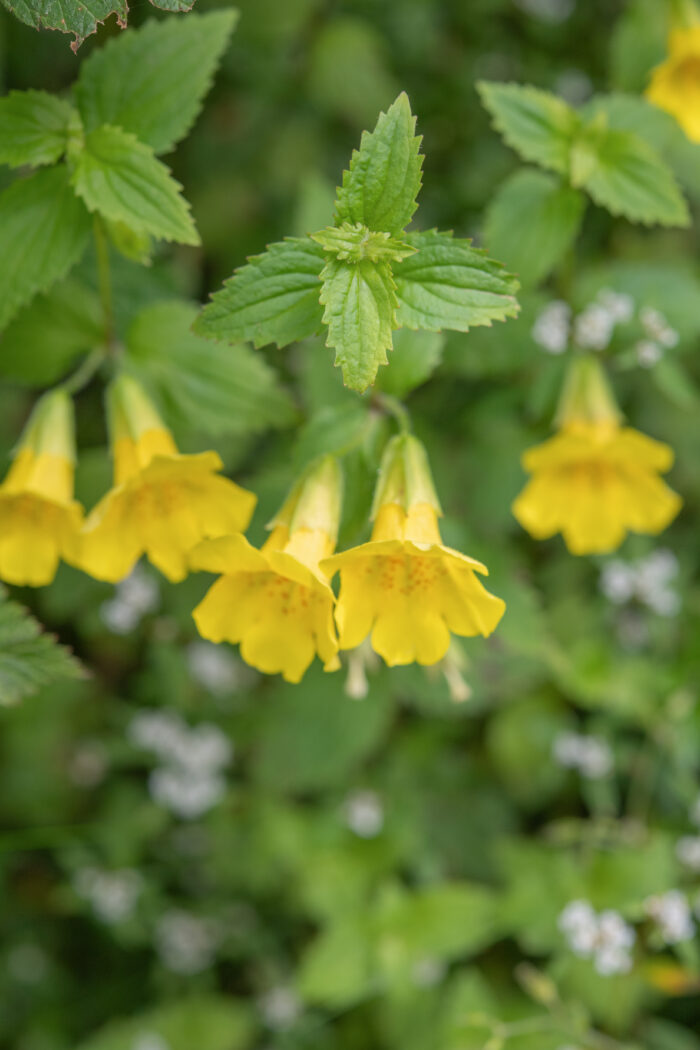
646;27;700;143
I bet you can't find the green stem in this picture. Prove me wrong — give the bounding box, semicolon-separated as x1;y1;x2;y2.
93;215;115;350
60;347;105;395
374;392;411;434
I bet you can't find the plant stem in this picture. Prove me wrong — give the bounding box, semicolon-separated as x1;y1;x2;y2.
374;391;411;433
60;348;105;395
93;215;115;350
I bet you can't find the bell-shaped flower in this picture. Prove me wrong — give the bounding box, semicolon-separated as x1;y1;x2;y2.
321;434;505;667
79;374;255;582
0;389;83;586
646;2;700;143
512;355;681;555
191;456;341;683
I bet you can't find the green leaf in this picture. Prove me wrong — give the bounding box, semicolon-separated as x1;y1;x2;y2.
484;169;585;288
298;917;374;1007
195;237;325;348
71;125;199;246
74;11;238;155
293;401;375;470
394;229;519;333
0;166;91;331
311;222;415;263
335;91;423;235
570;119;690;227
126;301;295;436
320;256;397;391
477;81;579;174
375;328;444;398
0;90;77;168
0;0;196;51
0;277;102;386
75;996;254;1050
0;586;83;706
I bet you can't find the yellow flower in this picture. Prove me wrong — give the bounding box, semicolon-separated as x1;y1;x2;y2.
0;390;83;586
191;456;341;683
79;375;256;583
646;4;700;142
321;435;505;667
512;356;681;555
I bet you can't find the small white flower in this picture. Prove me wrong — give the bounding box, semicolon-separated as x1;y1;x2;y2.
676;835;700;872
343;790;384;838
186;641;243;696
68;741;108;788
559;900;599;955
128;710;188;760
532;300;571;354
640;306;679;349
636;340;663;368
597;289;634;324
100;598;141;635
573;303;616;351
155;911;218;975
412;956;447;987
552;732;612;779
149;767;227;820
259;987;301;1030
559;901;635;975
132;1035;171;1050
595;943;633;976
600;560;637;604
645;891;695;944
74;868;142;924
514;0;575;23
101;567;159;634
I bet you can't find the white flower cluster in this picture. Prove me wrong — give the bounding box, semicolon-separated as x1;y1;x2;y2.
128;710;232;820
100;566;160;635
343;789;384;838
531;300;571;354
155;910;219;975
73;867;142;924
186;640;247;697
258;987;301;1030
552;731;613;779
635;306;679;369
573;289;634;351
644;890;695;944
675;795;700;872
599;549;680;617
558;900;635;975
514;0;575;24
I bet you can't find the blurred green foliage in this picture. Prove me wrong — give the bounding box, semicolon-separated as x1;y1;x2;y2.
1;1;700;1049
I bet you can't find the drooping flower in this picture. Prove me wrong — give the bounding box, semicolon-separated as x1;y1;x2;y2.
512;355;681;555
79;374;256;583
0;389;83;586
646;1;700;143
321;434;505;667
191;456;341;683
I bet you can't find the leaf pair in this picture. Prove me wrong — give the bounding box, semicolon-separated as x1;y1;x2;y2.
479;82;690;288
197;93;520;392
1;0;196;51
0;12;237;331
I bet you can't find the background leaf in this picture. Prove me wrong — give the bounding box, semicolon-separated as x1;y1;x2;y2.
125;300;295;436
0;585;83;705
71;125;199;245
0;0;196;50
0;90;76;168
74;11;238;155
0;166;91;331
477;81;579;175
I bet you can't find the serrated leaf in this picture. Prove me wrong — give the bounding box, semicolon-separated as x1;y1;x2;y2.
0;277;103;386
0;166;91;331
0;90;77;168
484;169;585;288
0;0;196;51
195;237;325;348
0;586;83;705
477;81;579;174
320;256;397;391
393;229;519;333
74;11;238;155
71;125;199;246
570;120;690;227
335;91;423;235
375;328;445;398
126;301;295;436
311;222;415;263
